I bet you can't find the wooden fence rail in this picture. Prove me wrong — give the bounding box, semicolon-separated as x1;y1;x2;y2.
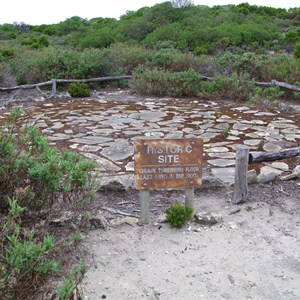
1;75;299;93
0;76;132;93
234;146;300;203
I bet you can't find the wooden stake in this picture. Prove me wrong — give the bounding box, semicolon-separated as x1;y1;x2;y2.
140;190;150;224
185;187;194;211
51;78;57;94
234;146;249;204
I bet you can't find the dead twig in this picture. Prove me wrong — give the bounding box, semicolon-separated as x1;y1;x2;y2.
102;207;138;218
276;186;291;196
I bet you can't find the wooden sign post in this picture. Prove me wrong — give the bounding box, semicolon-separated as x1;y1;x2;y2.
134;138;203;224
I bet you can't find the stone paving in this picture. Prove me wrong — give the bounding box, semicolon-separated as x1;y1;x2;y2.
1;90;300;188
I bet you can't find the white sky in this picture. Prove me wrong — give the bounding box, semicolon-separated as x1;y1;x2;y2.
0;0;299;25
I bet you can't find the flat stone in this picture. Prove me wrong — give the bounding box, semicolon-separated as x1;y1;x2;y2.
254;112;276;116
110;217;138;227
164;132;184;139
227;136;240;141
208;152;236;159
211;168;235;184
78;145;102;152
35;122;48;128
47;133;70;141
98;174;134;190
64;129;73;134
125;161;134;171
207;147;229;153
194;212;223;225
207;159;235;167
232;123;250;131
243;139;261;146
247;169;257;184
201;132;220;140
92;128;117;135
144;131;164;137
257;166;283;183
199;176;225;190
89;211;109;230
263;143;282;152
124;131;139;137
102;118;140;125
101;143;134;161
69;136;112;145
232;106;250;111
51;122;64;129
128;111;167;122
82;153;121;171
69;144;79;149
269;162;289;172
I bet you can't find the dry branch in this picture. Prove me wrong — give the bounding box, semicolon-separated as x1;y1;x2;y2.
249;147;300;163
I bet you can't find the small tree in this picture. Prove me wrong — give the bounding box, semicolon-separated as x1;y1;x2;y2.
172;0;193;8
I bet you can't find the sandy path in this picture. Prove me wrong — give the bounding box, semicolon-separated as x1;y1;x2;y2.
81;195;300;300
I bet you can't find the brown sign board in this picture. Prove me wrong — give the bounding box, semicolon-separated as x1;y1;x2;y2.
134;138;203;190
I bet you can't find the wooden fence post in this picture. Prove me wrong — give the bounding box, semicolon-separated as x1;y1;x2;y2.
185;187;194;211
140;190;150;224
51;78;57;94
234;146;249;204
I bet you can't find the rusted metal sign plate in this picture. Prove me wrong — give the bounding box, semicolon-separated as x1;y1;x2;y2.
134;138;203;190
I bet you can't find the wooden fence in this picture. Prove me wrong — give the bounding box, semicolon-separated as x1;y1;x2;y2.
0;76;132;93
233;146;300;204
1;75;300;93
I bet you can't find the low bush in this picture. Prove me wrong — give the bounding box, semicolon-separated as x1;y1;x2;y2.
166;202;193;228
0;106;96;214
260;54;300;82
131;67;202;97
149;48;197;72
68;82;90;97
295;43;300;59
56;261;87;300
0;107;97;299
0;199;59;299
131;67;169;96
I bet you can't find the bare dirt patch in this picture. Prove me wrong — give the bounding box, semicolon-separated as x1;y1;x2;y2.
81;180;300;300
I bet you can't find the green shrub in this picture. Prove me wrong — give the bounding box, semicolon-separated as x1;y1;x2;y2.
68;82;90;97
0;47;14;61
0;107;96;299
295;43;300;59
21;35;50;49
131;67;170;96
111;43;153;73
56;261;87;300
166;202;193;228
260;54;300;82
10;48;122;83
247;86;284;109
0;107;96;213
0;199;59;299
221;72;256;101
131;67;202;97
168;69;201;97
149;48;196;72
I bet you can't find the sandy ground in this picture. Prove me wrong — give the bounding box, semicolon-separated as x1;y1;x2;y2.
81;189;300;300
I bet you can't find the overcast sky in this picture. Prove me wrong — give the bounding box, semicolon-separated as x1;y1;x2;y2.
0;0;299;25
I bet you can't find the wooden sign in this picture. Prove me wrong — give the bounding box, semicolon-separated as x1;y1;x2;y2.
134;138;203;190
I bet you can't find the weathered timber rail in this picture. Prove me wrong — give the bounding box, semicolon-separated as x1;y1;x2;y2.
1;75;299;93
234;146;300;203
249;147;300;163
0;76;132;92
